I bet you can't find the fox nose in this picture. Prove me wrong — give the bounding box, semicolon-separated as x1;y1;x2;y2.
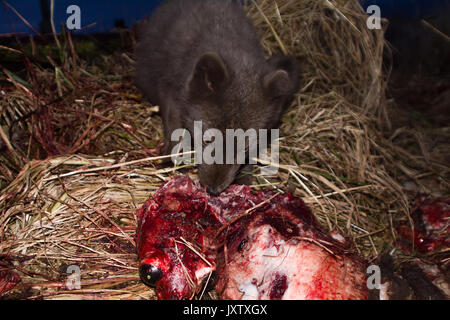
206;186;220;196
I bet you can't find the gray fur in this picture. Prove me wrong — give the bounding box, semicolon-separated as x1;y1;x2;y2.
135;0;299;194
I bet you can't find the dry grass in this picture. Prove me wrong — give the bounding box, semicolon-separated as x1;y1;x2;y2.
0;0;448;300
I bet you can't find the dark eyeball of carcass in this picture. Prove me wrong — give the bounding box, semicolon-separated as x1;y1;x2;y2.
136;176;368;300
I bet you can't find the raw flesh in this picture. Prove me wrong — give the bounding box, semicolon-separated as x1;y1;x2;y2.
0;269;21;297
397;195;450;253
136;176;368;300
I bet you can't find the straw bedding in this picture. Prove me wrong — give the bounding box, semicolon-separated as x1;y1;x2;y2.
0;0;448;299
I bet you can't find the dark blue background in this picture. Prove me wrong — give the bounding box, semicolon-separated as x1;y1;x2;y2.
361;0;448;18
0;0;163;35
0;0;448;35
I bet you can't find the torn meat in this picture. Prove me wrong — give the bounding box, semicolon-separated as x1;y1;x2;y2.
397;195;450;253
136;176;368;300
212;187;368;300
0;269;21;297
135;176;217;300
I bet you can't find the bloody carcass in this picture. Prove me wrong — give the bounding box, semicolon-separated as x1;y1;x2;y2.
136;176;368;300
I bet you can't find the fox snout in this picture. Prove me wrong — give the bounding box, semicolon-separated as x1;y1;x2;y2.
198;163;241;196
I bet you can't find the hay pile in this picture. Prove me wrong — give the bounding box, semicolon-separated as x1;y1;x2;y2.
0;0;448;299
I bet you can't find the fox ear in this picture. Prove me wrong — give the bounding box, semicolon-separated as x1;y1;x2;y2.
263;69;291;98
264;55;300;99
188;52;229;98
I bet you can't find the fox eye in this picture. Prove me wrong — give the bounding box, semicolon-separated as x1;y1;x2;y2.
139;264;163;287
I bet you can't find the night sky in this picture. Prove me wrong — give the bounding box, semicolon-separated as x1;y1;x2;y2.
0;0;448;35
